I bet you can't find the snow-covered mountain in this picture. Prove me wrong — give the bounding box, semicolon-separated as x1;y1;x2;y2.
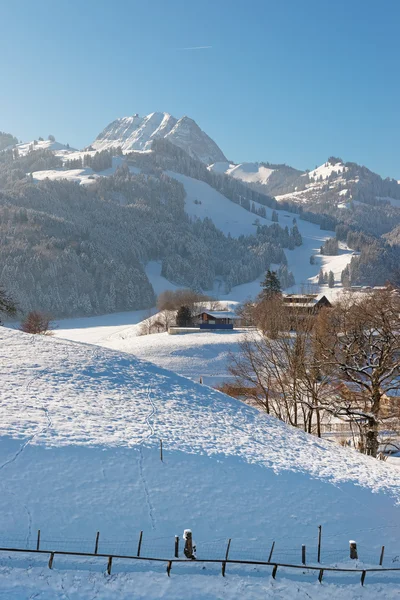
92;111;227;164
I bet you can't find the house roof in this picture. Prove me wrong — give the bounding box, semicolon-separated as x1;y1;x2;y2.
196;310;241;320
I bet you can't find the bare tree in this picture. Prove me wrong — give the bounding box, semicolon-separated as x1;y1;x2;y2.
314;289;400;456
229;297;334;434
20;311;53;335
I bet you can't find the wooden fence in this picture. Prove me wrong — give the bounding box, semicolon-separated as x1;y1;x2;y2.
0;537;400;587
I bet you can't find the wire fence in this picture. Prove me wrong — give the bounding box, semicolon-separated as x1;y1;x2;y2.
1;530;398;568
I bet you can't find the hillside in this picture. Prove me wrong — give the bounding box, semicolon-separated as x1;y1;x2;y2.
1;116;400;318
1;328;400;597
0;142;349;317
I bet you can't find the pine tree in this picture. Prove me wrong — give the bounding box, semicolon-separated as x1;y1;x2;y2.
328;270;335;288
271;210;279;222
260;270;281;299
176;305;192;327
318;269;324;285
0;287;17;324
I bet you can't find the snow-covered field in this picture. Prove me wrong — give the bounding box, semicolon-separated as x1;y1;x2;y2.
1;328;400;598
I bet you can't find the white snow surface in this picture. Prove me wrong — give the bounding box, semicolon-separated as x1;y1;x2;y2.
1;328;400;597
307;161;348;181
167;170;353;292
209;161;275;184
10;139;75;156
92;112;227;164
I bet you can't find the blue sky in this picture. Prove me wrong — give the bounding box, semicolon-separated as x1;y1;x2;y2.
1;0;399;177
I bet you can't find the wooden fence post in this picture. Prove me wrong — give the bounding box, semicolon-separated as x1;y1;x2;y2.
225;538;231;561
175;535;179;558
160;439;163;462
48;552;54;569
221;561;226;577
379;545;385;566
272;564;278;579
302;545;306;565
107;556;113;575
36;529;41;551
318;568;324;583
349;540;358;560
361;570;366;586
137;531;143;557
167;560;172;577
268;541;275;563
94;531;100;555
317;525;322;563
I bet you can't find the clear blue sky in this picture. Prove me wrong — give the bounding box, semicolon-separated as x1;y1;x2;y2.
1;0;399;178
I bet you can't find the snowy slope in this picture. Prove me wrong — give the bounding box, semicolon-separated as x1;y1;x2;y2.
10;139;75;157
1;328;400;597
92;112;227;164
167;170;353;291
209;161;275;184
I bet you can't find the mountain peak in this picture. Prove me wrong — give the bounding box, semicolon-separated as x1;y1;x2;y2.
92;112;227;164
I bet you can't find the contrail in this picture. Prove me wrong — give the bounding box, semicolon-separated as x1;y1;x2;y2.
177;45;212;50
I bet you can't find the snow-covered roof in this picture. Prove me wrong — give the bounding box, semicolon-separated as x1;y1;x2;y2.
197;310;240;320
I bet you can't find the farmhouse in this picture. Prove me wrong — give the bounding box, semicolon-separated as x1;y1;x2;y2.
283;293;331;314
195;310;241;330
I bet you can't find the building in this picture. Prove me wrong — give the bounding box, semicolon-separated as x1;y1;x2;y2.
283;293;331;314
194;310;241;330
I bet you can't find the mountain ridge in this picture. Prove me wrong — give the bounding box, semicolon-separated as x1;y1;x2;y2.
92;111;227;164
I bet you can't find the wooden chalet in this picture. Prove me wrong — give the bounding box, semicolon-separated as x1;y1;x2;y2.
195;310;241;330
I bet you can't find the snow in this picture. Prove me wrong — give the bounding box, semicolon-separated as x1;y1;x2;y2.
81;328;246;382
209;161;275;185
1;328;400;597
307;161;348;181
8;139;76;157
145;261;180;296
92;112;227;164
1;565;400;599
32;168;99;185
167;170;353;293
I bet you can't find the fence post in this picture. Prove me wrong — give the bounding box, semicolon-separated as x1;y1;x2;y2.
222;561;226;577
317;525;322;563
36;529;41;551
225;538;231;561
318;568;324;583
175;535;179;558
361;570;366;586
268;541;275;563
107;556;113;575
349;540;358;560
48;552;54;569
302;544;306;565
379;545;385;566
160;439;163;462
272;564;278;579
137;531;143;557
94;531;100;555
167;560;172;577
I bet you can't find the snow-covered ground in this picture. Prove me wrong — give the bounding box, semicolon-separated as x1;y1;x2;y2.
209;161;275;184
27;146;353;296
167;170;353;293
1;328;400;598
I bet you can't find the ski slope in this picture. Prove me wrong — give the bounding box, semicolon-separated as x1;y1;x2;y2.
1;328;400;597
167;170;353;291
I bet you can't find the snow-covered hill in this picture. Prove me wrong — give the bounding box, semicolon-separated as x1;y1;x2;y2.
1;328;400;597
209;161;275;185
92;112;227;164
